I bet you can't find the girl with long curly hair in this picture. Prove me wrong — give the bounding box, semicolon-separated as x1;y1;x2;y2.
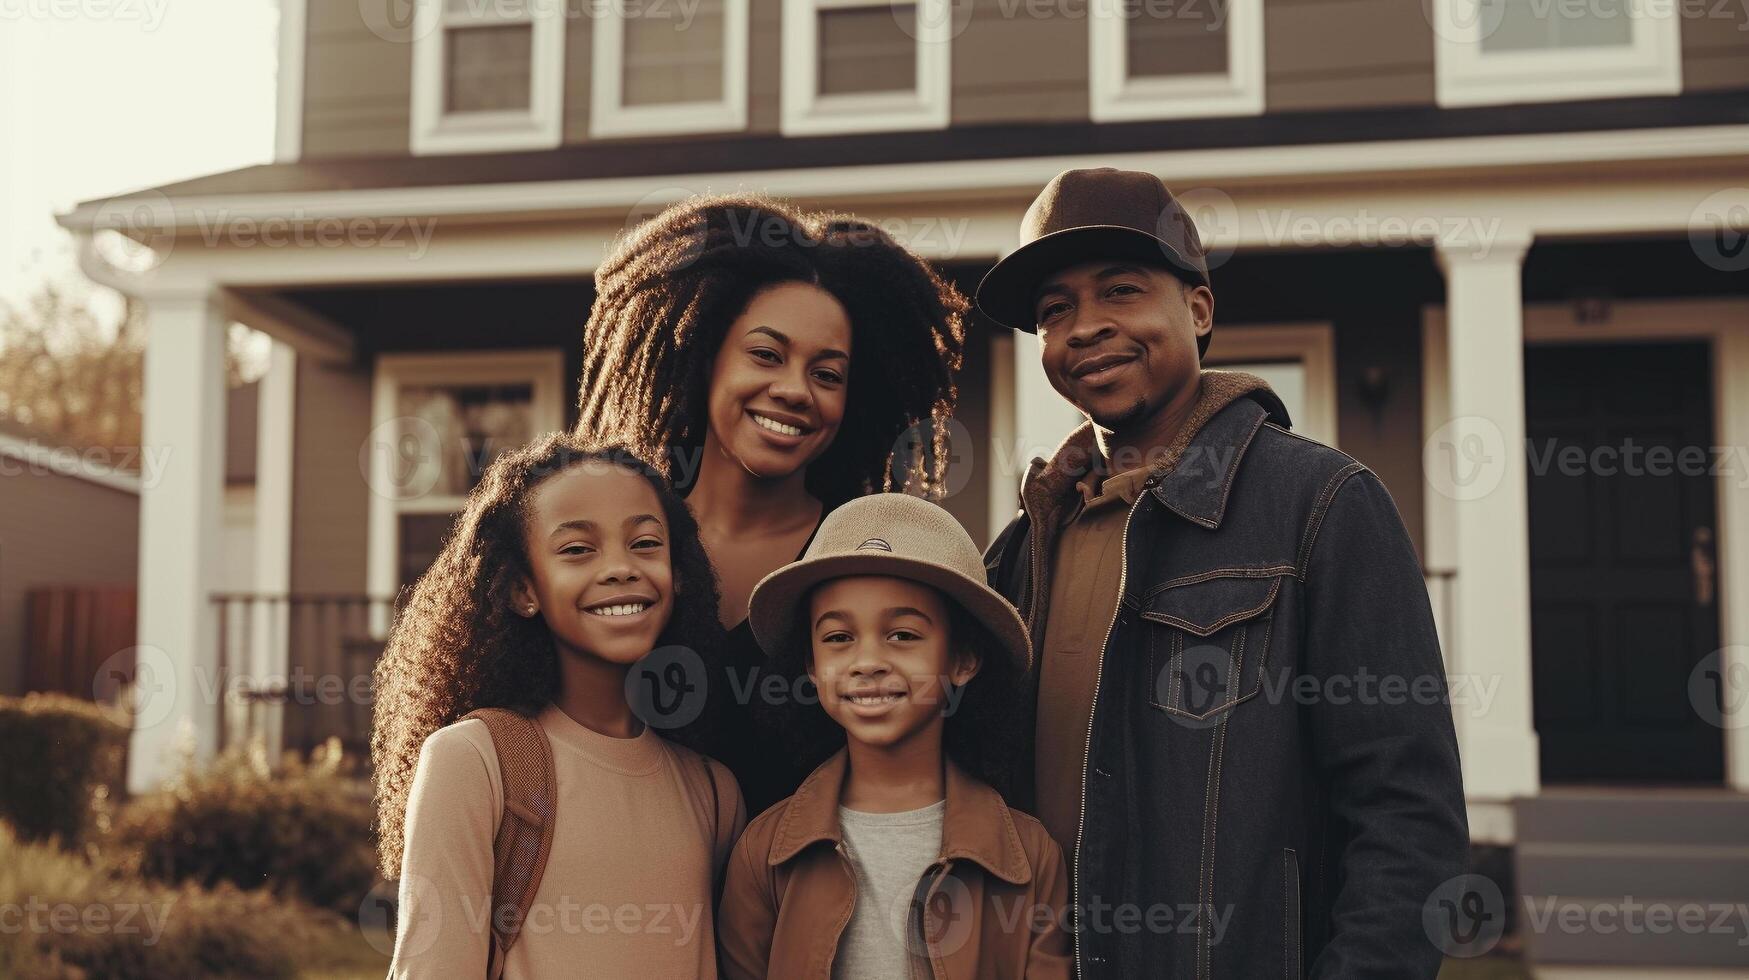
575;195;968;816
373;434;743;979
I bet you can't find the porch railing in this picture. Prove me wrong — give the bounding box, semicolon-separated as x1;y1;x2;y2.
210;574;1458;762
210;593;401;764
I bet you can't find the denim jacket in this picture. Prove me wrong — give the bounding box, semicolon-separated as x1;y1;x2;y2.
984;378;1468;979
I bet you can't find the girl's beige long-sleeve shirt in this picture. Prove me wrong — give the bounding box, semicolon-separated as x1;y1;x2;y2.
389;703;745;980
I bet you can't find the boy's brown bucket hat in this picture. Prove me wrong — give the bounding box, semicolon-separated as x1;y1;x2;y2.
746;493;1031;672
976;166;1210;334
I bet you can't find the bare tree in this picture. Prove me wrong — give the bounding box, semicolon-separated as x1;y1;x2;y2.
0;282;257;471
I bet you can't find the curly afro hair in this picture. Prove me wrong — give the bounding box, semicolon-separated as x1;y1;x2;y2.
761;594;1028;800
370;433;724;880
575;194;967;507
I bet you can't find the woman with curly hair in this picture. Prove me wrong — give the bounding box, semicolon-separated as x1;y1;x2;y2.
575;195;967;815
372;434;743;978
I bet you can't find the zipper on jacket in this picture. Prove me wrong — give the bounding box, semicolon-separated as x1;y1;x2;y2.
1072;490;1145;977
1019;469;1047;644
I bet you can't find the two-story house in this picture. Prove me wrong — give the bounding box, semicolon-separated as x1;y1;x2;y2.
56;0;1749;972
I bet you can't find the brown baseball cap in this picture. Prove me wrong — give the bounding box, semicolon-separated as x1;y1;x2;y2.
976;167;1211;337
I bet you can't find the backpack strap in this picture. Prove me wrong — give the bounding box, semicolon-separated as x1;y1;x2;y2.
705;757;737;871
460;708;558;980
674;749;739;904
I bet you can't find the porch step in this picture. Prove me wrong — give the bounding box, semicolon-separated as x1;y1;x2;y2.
1514;790;1749;970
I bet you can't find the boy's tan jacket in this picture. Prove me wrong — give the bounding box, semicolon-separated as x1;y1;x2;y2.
717;749;1073;980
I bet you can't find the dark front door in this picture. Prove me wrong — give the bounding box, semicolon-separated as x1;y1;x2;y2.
1525;342;1723;783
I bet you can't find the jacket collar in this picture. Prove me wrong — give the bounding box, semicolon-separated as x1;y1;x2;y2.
1019;369;1289;533
766;748;1033;885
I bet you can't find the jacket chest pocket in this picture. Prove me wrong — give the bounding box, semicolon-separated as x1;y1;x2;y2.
1142;571;1285;722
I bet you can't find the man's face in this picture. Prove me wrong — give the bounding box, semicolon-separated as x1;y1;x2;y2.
1032;260;1213;433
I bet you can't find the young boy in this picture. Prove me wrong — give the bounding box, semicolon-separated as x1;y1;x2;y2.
717;492;1071;980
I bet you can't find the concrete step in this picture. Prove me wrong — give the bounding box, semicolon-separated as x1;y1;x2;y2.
1517;790;1749;847
1513;791;1749;970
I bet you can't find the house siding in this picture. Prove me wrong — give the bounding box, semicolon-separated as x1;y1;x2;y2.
562;0;596;143
950;0;1088;126
299;0;1742;163
302;0;412;159
1264;0;1435;112
0;469;139;696
290;357;372;594
1681;3;1749;92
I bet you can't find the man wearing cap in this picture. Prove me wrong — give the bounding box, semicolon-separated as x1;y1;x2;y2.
980;168;1467;979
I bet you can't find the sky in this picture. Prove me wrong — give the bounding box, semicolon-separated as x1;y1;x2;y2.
0;0;280;313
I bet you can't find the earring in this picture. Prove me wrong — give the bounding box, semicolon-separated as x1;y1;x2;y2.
524;604;536;615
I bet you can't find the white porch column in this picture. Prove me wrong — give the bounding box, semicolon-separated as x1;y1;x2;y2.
1431;232;1540;807
250;341;297;763
985;329;1084;544
128;289;230;793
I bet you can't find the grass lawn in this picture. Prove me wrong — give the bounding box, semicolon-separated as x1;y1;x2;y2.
295;925;1533;980
299;922;392;980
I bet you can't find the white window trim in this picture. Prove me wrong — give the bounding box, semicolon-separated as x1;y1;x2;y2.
780;0;951;136
1432;0;1682;108
1203;321;1336;447
411;1;566;156
591;0;750;137
366;349;565;635
1088;0;1264;122
275;0;306;163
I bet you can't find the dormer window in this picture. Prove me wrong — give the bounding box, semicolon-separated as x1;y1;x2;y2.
591;0;751;137
781;0;951;135
411;0;566;155
1089;0;1264;121
1433;0;1681;106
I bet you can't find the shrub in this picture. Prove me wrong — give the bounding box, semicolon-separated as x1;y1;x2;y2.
0;820;323;980
0;694;128;848
112;738;379;916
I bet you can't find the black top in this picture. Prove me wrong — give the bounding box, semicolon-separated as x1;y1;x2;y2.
709;517;824;819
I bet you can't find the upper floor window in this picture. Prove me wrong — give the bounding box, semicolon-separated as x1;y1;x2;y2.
412;0;567;155
1089;0;1264;121
1433;0;1681;106
781;0;951;135
592;0;751;136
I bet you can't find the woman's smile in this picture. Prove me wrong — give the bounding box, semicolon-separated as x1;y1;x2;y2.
747;409;812;444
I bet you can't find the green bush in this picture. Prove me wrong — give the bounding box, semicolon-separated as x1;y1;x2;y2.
0;694;128;848
0;820;323;980
112;738;378;916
